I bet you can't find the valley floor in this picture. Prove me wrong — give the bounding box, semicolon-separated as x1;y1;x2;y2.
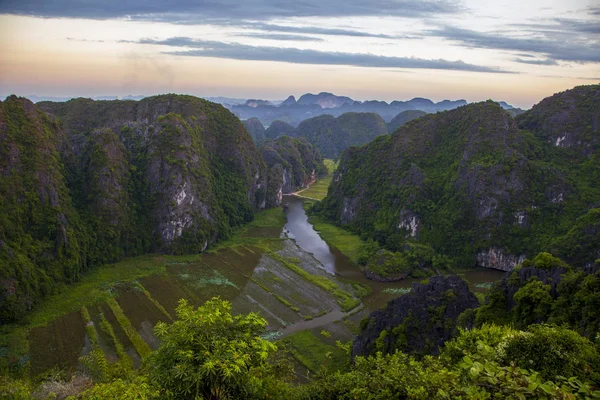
0;191;502;381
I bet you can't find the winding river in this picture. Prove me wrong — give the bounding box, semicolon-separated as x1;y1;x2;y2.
283;195;505;312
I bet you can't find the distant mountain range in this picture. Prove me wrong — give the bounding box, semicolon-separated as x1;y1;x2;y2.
18;92;524;126
228;92;524;126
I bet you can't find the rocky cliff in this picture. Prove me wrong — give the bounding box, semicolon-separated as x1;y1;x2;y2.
260;136;326;207
1;94;270;323
353;275;479;358
319;85;600;272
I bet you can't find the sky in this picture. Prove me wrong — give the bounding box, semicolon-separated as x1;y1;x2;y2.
0;0;598;108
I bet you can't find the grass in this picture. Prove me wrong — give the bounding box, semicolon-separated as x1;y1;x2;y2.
105;298;152;359
99;312;133;368
279;330;348;373
308;216;364;264
16;208;284;329
269;253;360;312
21;255;171;329
250;277;302;314
294;159;338;201
135;282;173;321
210;208;287;251
297;175;332;201
382;288;412;295
1;206;288;377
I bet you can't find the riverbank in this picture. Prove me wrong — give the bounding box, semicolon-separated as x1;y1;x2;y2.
0;203;368;378
291;159;337;201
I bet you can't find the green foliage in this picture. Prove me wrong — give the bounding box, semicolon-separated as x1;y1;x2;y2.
0;376;34;399
478;255;600;337
106;298;152;359
308;215;364;264
499;324;600;384
148;297;276;400
296;112;388;159
512;278;553;327
443;324;600;387
261;135;327;205
532;252;568;270
279;331;348;374
269;253;360;311
319;88;600;272
1;94;270;324
71;376;159;399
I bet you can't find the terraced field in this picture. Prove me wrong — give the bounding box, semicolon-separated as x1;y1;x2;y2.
1;207;364;377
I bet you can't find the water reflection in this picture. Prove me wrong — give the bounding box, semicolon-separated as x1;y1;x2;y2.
283;195;505;312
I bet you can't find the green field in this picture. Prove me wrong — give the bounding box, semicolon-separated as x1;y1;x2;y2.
308;216;364;264
279;330;348;373
295;159;337;201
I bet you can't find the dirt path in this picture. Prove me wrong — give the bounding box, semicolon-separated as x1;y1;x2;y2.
290;178;321;201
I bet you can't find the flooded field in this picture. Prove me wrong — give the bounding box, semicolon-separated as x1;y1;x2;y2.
11;195;505;376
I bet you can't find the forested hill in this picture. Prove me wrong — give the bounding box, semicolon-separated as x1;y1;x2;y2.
318;85;600;273
295;112;388;159
260;136;326;207
0;95;323;323
386;109;427;133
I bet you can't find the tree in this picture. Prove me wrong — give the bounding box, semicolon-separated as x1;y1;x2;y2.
148;297;277;400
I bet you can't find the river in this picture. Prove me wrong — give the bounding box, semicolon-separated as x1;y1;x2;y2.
283;195;505;312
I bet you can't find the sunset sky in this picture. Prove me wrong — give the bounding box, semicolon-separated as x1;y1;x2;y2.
0;0;598;108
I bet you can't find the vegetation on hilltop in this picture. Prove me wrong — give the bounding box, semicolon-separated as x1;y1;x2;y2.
260;136;327;206
1;94;271;323
386;109;427;133
295;112;388;159
316;87;600;278
242;117;266;144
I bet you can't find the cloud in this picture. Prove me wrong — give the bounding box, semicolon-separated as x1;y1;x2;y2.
0;0;462;22
587;7;600;16
66;37;105;43
232;33;323;42
513;58;558;66
131;36;510;73
237;23;421;39
428;26;600;63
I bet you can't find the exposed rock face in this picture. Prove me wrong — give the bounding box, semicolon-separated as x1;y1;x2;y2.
296;112;388;159
353;276;479;358
517;85;600;156
398;209;419;238
321;87;600;269
1;94;271;323
261;136;326;206
476;248;526;272
0;96;85;322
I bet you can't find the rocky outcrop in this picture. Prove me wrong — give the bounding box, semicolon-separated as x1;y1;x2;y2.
353;275;479;358
0;96;85;323
1;94;270;323
261;136;326;207
476;248;526;272
517;84;600;156
321;87;600;270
